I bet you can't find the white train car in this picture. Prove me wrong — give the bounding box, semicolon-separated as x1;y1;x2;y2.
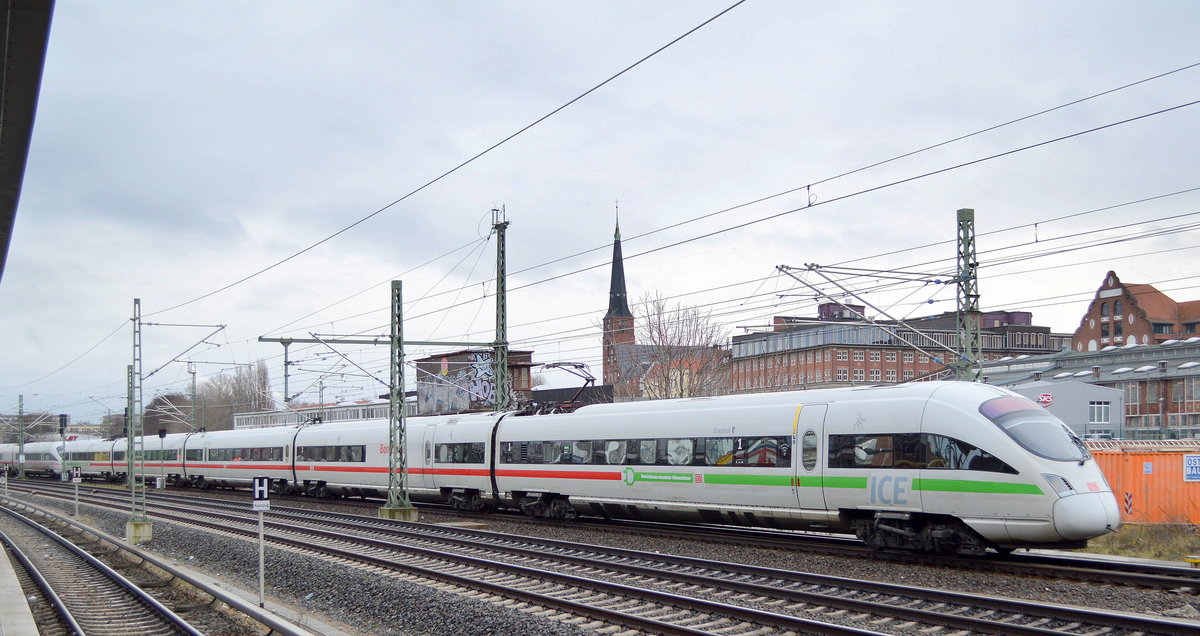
62;438;123;480
19;381;1119;554
486;381;1120;553
0;440;63;477
288;414;484;504
182;427;295;489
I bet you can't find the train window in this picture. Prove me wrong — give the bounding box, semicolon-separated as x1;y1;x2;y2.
925;435;1016;474
664;439;693;466
979;396;1086;462
425;441;432;463
802;431;818;471
297;445;362;462
186;449;202;461
706;438;735;465
434;442;485;463
638;440;656;465
828;435;894;468
545;442;569;464
603;440;626;465
744;437;782;467
571;441;592;464
893;433;925;469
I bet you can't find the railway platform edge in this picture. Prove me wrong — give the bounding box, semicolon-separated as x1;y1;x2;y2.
0;542;39;636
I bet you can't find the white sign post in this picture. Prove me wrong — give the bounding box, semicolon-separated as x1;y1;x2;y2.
72;467;82;516
252;476;270;608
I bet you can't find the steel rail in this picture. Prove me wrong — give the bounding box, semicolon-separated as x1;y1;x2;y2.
0;526;86;635
0;504;203;636
19;483;1198;635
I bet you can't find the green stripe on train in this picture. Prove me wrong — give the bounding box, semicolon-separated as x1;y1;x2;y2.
701;474;795;487
698;474;868;488
629;473;1040;495
913;478;1043;495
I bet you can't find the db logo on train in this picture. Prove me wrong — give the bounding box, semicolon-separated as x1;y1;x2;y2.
1037;393;1054;407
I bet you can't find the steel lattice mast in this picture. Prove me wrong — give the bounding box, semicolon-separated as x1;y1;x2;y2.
954;208;982;381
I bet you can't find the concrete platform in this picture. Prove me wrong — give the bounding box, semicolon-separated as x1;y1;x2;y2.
0;545;39;636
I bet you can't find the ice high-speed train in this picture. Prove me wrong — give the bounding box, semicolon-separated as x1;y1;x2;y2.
0;382;1120;554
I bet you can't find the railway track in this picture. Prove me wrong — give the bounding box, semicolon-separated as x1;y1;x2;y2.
184;482;1200;593
0;492;314;636
10;481;1200;635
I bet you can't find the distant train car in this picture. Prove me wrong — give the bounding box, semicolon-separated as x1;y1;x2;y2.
63;438;123;480
36;381;1120;554
0;440;63;477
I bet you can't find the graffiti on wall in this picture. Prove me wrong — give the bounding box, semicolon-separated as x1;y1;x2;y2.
418;352;499;415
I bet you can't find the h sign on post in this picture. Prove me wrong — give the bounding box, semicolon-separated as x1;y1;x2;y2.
252;477;270;511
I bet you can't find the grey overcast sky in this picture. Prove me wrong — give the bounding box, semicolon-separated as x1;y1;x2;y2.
2;1;1198;424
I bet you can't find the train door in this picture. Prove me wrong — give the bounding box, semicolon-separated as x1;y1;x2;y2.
793;404;828;517
414;422;435;490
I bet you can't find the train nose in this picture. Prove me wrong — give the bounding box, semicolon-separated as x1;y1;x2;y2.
1053;492;1121;540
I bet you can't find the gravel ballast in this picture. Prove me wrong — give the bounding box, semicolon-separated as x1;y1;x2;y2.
14;489;1200;634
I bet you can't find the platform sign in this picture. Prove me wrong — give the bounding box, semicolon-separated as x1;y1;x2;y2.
252;476;270;511
1185;455;1200;482
252;476;269;608
71;466;82;484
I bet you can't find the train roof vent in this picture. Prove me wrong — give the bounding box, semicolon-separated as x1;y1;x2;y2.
1187;337;1200;343
1053;372;1074;379
1179;361;1200;370
1162;339;1181;346
1134;365;1157;373
1112;367;1133;374
1100;345;1118;351
1123;343;1141;349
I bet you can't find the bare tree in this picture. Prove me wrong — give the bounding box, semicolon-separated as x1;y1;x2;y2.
194;360;272;431
609;292;731;399
144;393;191;435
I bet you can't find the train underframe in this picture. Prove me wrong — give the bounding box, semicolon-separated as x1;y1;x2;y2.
847;510;992;555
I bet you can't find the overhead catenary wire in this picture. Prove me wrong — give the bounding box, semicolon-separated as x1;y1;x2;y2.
145;0;750;318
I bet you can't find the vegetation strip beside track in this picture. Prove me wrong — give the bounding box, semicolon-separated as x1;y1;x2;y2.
10;481;1200;635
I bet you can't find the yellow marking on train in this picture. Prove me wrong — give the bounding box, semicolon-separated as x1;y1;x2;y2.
792;405;804;435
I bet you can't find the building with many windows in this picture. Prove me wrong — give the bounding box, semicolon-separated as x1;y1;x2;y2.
729;303;1071;393
1073;271;1200;351
981;339;1200;439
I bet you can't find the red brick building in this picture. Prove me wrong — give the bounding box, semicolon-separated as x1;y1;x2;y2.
1072;271;1200;352
731;303;1071;392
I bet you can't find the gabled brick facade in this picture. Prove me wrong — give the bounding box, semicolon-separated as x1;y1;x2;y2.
1073;271;1200;352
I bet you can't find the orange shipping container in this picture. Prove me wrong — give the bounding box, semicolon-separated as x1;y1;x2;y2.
1091;450;1200;524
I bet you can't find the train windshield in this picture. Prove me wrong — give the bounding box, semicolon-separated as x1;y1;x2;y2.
979;396;1087;462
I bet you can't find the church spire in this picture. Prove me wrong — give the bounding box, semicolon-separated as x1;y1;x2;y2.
605;209;632;319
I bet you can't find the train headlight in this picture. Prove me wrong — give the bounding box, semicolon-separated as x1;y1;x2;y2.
1042;473;1075;497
